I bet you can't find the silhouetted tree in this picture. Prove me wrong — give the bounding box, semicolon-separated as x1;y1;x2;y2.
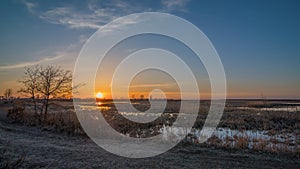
19;65;73;125
4;88;12;100
18;65;40;119
37;66;72;124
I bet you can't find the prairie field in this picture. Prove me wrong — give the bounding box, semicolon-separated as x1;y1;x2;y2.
0;99;299;168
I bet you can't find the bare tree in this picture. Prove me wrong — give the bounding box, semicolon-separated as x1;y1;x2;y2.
4;88;12;100
18;65;73;125
37;66;72;123
18;65;40;119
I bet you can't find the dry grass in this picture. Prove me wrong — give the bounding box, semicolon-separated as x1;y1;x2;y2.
6;100;84;135
200;131;300;157
4;99;300;157
233;135;250;149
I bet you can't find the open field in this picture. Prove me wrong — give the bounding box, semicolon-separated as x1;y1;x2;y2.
0;99;299;168
0;120;299;169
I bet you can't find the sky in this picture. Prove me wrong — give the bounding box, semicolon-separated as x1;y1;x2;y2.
0;0;300;99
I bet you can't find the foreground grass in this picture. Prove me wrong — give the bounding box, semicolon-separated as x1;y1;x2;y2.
3;99;300;158
0;120;299;169
0;140;26;169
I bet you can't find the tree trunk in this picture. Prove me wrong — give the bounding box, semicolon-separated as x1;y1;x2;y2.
31;91;38;123
39;98;45;125
43;95;50;125
32;96;38;125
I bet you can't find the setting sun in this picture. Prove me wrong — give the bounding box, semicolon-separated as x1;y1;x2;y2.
95;92;104;99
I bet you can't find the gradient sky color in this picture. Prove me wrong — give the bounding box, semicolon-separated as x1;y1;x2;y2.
0;0;299;99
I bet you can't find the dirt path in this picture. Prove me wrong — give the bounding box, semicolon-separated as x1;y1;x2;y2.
0;120;299;169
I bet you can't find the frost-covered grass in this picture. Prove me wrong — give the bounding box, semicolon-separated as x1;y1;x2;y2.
4;99;300;156
0;140;26;169
160;125;300;155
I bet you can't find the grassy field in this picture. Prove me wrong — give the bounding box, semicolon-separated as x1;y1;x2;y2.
1;99;299;168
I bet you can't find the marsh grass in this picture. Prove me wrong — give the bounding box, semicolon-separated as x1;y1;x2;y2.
4;99;300;157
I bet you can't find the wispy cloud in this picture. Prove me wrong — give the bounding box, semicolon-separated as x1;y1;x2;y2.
22;0;191;30
38;1;150;30
39;7;103;29
0;32;89;70
161;0;190;12
129;83;176;88
0;54;64;69
21;0;37;13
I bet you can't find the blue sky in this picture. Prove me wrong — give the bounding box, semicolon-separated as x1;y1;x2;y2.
0;0;299;98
